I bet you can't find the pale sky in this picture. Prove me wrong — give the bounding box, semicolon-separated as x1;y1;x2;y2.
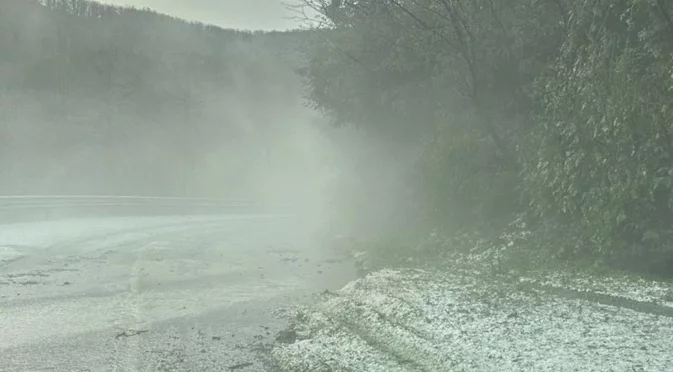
98;0;306;31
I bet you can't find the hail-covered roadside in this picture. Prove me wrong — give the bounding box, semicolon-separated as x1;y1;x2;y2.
272;269;673;372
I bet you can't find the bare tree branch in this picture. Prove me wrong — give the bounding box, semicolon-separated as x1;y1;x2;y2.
487;0;509;40
388;0;432;27
388;0;459;50
327;40;374;73
283;0;331;28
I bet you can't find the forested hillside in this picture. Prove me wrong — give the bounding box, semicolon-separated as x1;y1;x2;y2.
298;0;673;274
0;0;320;199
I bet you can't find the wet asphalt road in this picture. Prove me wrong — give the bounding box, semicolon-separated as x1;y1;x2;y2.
0;214;355;372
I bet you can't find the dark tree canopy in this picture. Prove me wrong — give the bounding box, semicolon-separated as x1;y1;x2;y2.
296;0;673;274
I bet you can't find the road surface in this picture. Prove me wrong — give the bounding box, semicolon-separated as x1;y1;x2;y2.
0;214;355;372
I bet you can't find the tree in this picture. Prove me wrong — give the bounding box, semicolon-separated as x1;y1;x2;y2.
524;0;673;266
292;0;567;231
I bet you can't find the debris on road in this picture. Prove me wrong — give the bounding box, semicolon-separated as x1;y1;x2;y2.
228;362;254;370
274;330;297;344
17;280;40;286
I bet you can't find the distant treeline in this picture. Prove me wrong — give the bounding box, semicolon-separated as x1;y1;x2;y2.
0;0;310;197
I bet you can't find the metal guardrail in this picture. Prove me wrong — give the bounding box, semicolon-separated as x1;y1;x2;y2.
0;195;254;222
0;195;251;209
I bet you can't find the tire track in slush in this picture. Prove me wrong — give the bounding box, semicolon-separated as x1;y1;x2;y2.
2;214;343;372
0;220;243;311
102;218;288;371
112;238;155;372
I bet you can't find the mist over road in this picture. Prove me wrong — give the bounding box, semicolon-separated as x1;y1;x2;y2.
0;214;355;371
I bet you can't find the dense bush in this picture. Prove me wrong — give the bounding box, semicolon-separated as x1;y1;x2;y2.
525;0;673;267
298;0;673;273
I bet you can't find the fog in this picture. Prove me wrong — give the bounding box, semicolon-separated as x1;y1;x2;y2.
0;0;418;243
4;1;673;370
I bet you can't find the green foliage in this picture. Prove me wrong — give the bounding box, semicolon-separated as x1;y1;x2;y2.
419;109;522;230
299;0;566;235
525;0;673;263
302;0;673;273
302;24;438;141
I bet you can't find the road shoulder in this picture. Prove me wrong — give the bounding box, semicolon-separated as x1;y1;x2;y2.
271;267;673;371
